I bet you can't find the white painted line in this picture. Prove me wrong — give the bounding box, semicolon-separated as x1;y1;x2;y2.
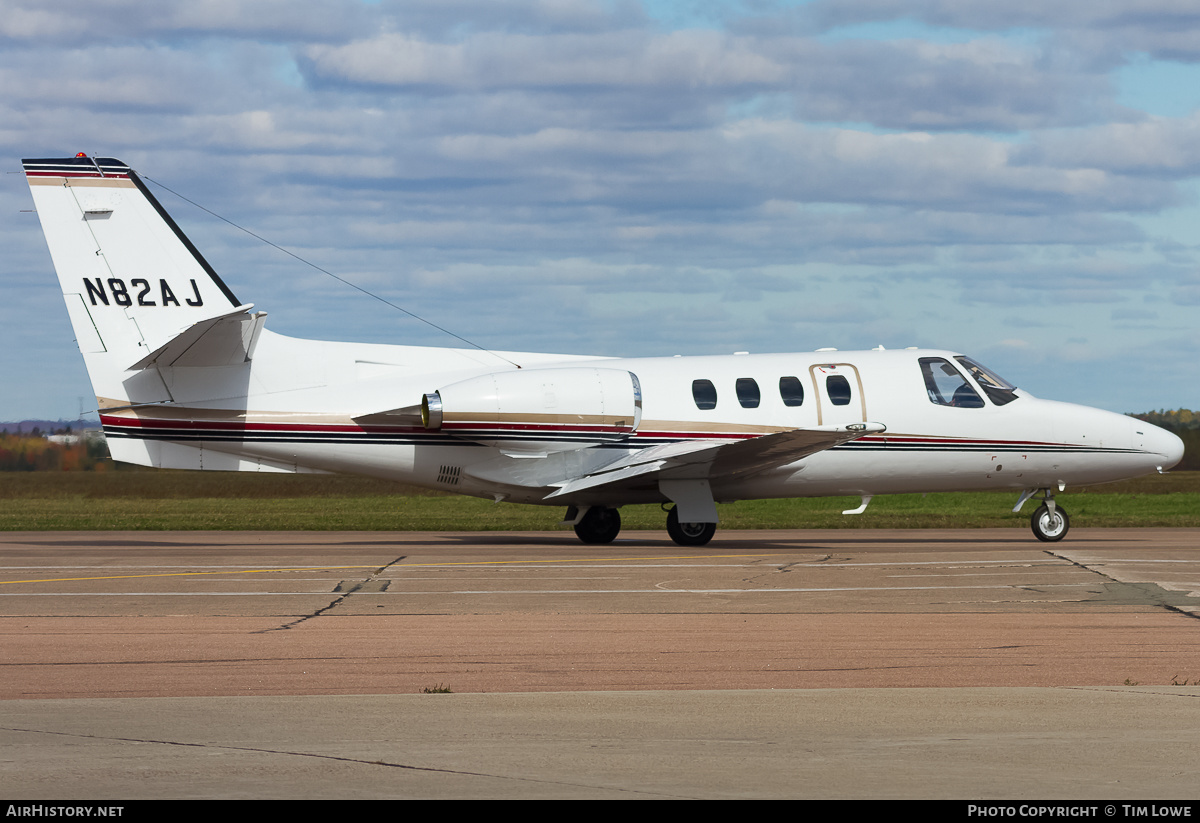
0;583;1099;596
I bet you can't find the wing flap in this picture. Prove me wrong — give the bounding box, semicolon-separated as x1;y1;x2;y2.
702;425;881;480
544;423;885;500
544;460;667;498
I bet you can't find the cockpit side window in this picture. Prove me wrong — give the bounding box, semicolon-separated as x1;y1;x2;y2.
920;358;985;408
955;356;1019;406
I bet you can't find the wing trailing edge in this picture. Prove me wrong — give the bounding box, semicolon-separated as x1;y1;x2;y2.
544;423;887;500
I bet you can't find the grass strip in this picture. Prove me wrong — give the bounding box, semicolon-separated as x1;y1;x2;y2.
1;471;1196;531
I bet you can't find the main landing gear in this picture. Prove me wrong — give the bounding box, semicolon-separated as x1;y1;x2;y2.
567;505;718;547
666;506;717;546
1015;488;1070;542
572;506;621;544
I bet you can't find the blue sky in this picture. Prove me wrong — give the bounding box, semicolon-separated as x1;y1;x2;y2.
3;0;1199;420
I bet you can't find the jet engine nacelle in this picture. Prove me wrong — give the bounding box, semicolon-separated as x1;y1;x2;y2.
422;367;642;454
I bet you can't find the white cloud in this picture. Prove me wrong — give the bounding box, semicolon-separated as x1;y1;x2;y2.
4;0;1200;419
0;0;369;44
1023;114;1200;176
303;29;788;90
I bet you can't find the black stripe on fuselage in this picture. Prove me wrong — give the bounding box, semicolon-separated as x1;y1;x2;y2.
101;424;1145;456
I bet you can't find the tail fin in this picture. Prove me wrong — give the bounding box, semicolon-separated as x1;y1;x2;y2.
23;155;255;409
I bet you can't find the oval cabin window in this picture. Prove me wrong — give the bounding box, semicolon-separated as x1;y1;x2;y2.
736;378;760;408
779;376;804;407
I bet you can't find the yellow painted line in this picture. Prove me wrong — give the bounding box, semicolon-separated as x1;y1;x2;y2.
1;565;377;586
0;554;777;586
394;554;776;568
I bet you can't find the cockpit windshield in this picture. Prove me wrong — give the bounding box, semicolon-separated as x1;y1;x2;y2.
954;356;1019;406
920;358;984;408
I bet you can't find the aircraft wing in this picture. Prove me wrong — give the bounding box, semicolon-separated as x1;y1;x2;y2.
543;423;885;500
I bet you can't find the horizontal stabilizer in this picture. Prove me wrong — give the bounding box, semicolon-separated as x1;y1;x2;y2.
128;305;266;370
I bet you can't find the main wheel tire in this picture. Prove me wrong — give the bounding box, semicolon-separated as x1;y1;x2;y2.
666;506;716;547
1031;504;1069;542
574;506;621;544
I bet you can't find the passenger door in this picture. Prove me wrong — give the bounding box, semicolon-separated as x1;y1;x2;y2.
809;363;867;425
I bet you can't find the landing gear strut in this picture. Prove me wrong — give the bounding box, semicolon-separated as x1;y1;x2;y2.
573;506;621;544
666;506;717;547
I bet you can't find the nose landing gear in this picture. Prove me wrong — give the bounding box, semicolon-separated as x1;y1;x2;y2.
1016;488;1070;542
1030;501;1069;542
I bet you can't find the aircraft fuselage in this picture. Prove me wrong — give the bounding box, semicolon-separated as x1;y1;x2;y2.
97;333;1180;506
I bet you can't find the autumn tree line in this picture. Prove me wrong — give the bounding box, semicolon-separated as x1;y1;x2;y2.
0;429;111;471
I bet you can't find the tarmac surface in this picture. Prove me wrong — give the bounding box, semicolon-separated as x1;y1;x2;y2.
2;528;1199;799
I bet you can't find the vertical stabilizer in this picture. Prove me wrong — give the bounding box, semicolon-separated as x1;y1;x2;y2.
23;155;243;409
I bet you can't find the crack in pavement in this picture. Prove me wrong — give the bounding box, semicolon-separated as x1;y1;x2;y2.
0;725;685;798
258;555;406;633
1045;550;1200;620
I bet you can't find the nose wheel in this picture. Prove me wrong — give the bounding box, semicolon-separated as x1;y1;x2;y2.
1031;503;1069;542
1015;488;1071;542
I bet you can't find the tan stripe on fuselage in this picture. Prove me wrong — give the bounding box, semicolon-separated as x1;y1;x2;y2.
97;400;795;439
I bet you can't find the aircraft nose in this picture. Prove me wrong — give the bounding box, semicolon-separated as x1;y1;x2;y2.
1136;420;1185;471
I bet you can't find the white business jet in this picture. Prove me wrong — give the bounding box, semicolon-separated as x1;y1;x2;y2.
23;155;1184;546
